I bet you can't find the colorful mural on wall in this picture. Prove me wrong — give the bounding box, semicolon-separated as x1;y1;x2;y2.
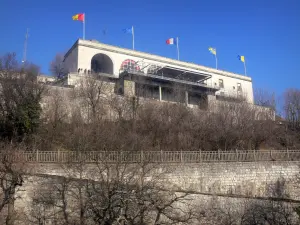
120;59;140;72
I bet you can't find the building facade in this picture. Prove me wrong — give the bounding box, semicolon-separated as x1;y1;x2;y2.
61;39;254;111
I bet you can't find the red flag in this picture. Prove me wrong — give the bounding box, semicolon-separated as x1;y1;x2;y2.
72;13;84;21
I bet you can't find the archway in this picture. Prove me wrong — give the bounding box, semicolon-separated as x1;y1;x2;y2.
91;53;114;74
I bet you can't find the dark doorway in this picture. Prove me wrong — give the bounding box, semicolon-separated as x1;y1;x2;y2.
91;53;113;74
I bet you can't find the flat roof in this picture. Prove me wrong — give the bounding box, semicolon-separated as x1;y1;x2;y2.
65;39;252;82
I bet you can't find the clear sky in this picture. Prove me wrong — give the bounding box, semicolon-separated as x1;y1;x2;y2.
0;0;299;95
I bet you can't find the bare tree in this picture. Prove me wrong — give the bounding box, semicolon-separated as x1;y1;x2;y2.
75;76;115;123
28;151;195;225
284;89;300;130
241;199;296;225
240;178;297;225
194;197;241;225
0;143;26;225
39;86;73;151
29;176;71;225
49;53;67;79
81;156;194;225
108;95;141;121
254;88;277;110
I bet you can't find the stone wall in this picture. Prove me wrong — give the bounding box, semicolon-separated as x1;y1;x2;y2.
163;162;299;198
6;161;300;224
30;161;300;198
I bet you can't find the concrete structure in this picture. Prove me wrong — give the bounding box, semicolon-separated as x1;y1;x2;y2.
61;39;254;110
37;74;56;84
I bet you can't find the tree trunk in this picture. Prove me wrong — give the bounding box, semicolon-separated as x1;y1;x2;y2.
6;197;15;225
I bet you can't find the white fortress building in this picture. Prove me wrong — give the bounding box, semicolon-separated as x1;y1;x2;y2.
55;39;255;111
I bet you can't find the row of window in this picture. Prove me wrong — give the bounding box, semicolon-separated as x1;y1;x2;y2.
217;79;242;91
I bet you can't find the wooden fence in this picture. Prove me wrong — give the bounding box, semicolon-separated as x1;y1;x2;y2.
2;150;300;163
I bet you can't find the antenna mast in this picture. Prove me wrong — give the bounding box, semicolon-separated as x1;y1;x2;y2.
22;28;29;64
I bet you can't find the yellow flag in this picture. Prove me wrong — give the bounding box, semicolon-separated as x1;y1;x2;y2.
238;55;245;62
209;47;216;55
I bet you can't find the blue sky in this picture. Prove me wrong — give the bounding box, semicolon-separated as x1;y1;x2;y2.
0;0;299;96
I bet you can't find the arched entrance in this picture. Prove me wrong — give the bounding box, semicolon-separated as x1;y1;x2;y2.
91;53;114;74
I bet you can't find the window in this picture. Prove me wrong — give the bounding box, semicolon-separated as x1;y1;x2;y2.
219;79;224;88
237;83;242;91
237;83;243;97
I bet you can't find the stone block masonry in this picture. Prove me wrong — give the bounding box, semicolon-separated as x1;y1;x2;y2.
30;161;300;199
8;161;300;224
162;162;300;199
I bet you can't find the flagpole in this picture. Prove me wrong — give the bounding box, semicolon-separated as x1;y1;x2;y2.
83;13;85;40
176;37;179;60
215;48;218;69
244;61;247;76
132;26;135;50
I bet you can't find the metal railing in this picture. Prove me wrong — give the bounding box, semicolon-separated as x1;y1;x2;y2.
2;150;300;163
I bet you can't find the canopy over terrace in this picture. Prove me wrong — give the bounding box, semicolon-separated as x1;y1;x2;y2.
119;64;220;94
